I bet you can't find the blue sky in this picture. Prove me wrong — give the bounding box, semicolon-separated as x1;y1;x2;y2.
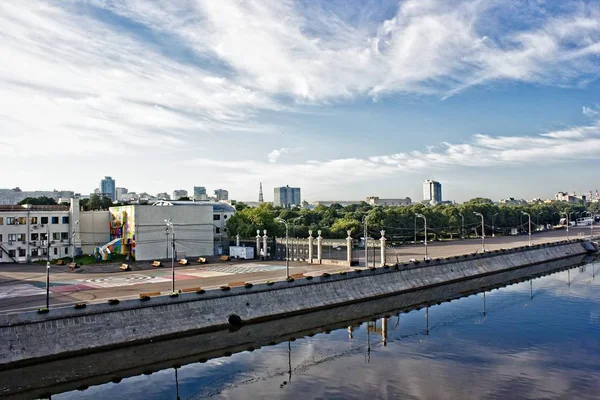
1;0;600;202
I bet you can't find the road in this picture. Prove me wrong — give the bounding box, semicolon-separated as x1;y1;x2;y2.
0;226;596;313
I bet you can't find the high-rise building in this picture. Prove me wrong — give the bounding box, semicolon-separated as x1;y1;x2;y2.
258;182;264;203
214;189;228;201
193;186;207;201
423;180;442;204
274;185;301;208
100;176;116;201
172;189;188;200
115;187;128;201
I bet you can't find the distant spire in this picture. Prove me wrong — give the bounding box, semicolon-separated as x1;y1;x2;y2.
259;182;264;203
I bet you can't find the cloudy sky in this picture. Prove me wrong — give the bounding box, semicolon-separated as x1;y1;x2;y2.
1;0;600;202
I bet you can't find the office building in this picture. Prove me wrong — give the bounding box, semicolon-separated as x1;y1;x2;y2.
423;180;442;204
172;189;188;200
366;196;412;206
214;189;229;201
115;187;128;201
274;186;301;208
0;188;75;205
100;176;116;201
193;186;207;201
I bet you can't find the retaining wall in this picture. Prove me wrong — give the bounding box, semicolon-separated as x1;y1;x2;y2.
0;240;591;368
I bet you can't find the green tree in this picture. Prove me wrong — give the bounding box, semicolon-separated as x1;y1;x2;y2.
18;196;57;205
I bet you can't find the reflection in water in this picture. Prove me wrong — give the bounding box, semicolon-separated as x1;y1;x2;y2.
4;260;599;400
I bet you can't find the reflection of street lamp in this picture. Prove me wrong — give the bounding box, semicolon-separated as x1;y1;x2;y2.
275;218;289;278
415;213;427;259
522;211;531;246
165;219;175;292
473;212;485;252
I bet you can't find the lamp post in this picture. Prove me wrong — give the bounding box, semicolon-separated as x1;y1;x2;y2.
473;212;485;252
536;212;542;232
458;213;464;239
71;220;79;265
415;213;428;260
414;215;417;244
45;261;50;309
522;211;531;246
584;211;594;238
275;218;290;278
491;213;498;238
165;219;175;292
291;217;302;261
362;215;369;268
561;211;571;240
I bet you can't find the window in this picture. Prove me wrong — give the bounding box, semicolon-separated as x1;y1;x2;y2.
41;248;48;256
61;232;69;240
62;216;69;224
31;248;38;257
8;234;17;242
0;217;3;225
64;247;69;255
51;217;59;224
224;215;228;219
213;214;221;220
17;233;26;242
18;249;26;257
224;227;228;233
0;234;2;243
0;251;2;258
216;227;221;234
30;217;38;224
40;233;48;241
8;250;16;258
31;233;39;241
53;247;58;255
17;217;26;225
7;217;15;225
52;232;60;241
41;217;48;224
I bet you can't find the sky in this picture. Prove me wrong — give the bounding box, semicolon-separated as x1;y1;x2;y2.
1;0;600;203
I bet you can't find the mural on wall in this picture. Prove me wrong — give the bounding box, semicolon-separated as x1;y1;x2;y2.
108;206;136;259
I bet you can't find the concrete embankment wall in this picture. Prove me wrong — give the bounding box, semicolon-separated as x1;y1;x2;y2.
0;240;591;367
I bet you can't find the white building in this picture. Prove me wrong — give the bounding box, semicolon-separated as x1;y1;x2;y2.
115;187;128;201
0;188;75;205
214;189;229;201
366;196;411;206
0;203;78;263
172;189;188;200
423;180;442;204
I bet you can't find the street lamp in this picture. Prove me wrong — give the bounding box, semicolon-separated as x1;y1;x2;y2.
362;215;369;268
561;211;571;240
45;261;50;309
584;211;594;238
491;213;498;238
458;213;464;239
415;213;428;260
473;212;485;252
165;219;176;292
521;211;532;246
291;217;302;261
275;218;290;278
71;220;79;265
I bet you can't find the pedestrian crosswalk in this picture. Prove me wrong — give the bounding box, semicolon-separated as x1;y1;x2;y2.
0;284;47;300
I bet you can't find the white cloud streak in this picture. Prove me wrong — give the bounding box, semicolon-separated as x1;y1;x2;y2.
267;148;291;164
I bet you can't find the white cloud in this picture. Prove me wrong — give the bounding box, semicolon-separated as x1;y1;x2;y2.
267;148;291;164
583;106;599;117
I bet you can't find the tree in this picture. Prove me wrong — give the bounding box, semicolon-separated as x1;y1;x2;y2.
18;196;57;205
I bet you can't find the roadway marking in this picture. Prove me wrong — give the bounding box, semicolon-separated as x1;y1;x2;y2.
0;284;47;300
77;274;171;288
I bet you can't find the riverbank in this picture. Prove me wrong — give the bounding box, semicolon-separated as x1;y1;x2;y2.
0;239;595;369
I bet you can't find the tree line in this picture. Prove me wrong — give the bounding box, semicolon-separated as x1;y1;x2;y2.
226;199;600;241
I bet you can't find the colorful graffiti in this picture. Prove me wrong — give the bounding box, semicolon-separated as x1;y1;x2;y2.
109;206;136;259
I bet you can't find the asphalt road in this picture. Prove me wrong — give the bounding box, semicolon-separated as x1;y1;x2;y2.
0;226;596;313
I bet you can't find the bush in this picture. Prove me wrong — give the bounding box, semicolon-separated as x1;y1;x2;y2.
74;303;86;309
266;280;275;285
245;283;253;288
169;292;179;298
354;269;362;273
338;271;347;275
196;289;206;294
383;265;390;269
140;295;150;301
108;299;120;305
37;307;49;314
414;260;420;264
369;267;377;271
305;275;313;280
286;277;295;282
321;273;330;278
220;286;231;291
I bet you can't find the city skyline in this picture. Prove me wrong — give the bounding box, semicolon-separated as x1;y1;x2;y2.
2;2;600;201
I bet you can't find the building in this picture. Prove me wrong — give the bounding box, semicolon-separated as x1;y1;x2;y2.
172;189;188;200
100;176;116;201
0;188;75;205
274;186;301;208
366;196;411;206
258;182;264;203
499;197;527;205
109;202;214;261
423;180;442;204
193;186;207;201
555;191;585;203
115;187;128;201
214;189;229;201
156;192;171;201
